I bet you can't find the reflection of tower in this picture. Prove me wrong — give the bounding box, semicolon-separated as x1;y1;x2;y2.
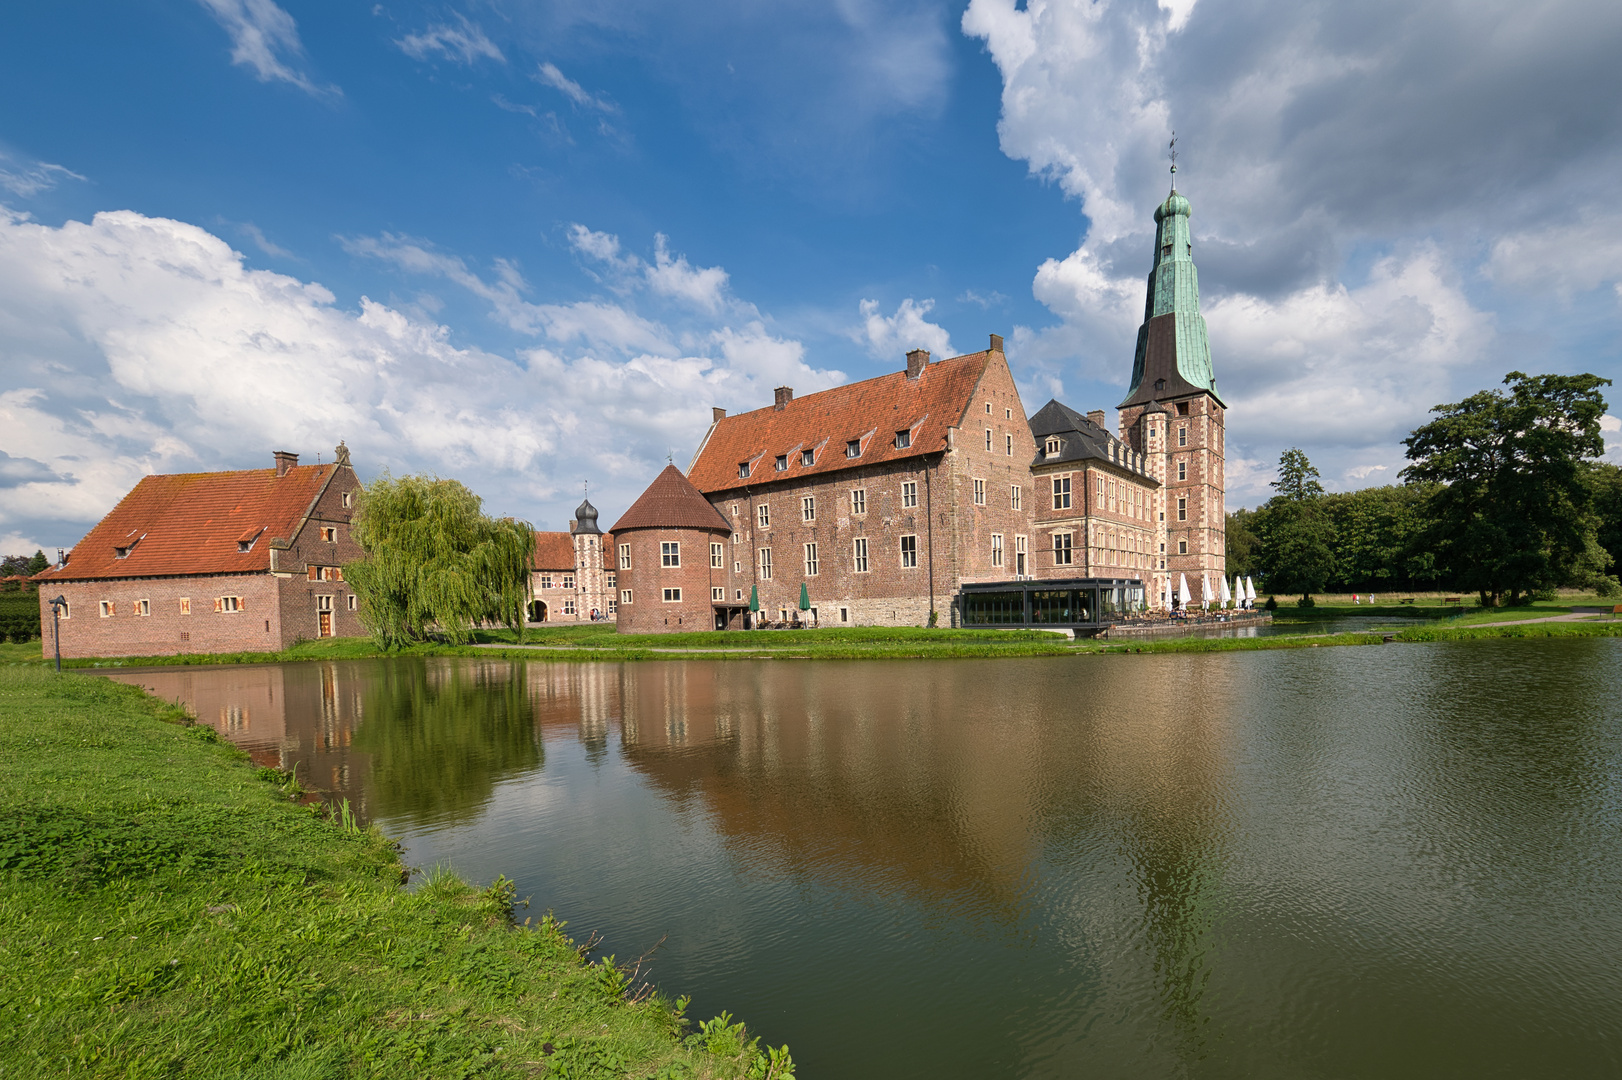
1118;179;1227;602
571;493;605;620
577;664;610;749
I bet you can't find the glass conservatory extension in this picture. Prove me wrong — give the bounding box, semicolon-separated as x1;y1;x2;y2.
958;578;1147;629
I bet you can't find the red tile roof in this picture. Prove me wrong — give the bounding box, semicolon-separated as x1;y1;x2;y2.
610;465;732;533
35;464;341;582
688;350;994;496
532;531;575;570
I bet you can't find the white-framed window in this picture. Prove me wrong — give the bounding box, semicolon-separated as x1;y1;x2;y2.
608;597;618;614
606;573;616;589
902;481;917;508
757;503;771;529
562;574;575;590
179;598;191;616
320;526;336;542
1149;425;1157;439
985;429;993;451
661;541;681;567
341;491;352;508
973;478;985;506
1178;427;1187;447
217;596;242;613
136;599;150;616
734;561;741;573
347;594;357;611
991;533;1004;567
316;595;333;612
1177;497;1187;522
1052;476;1071;510
539;573;553;590
1006;433;1014;456
758;547;773;579
853;537;869;573
839;606;850;623
846;439;861;458
664;587;683;602
563;599;577;615
804;542;819;576
712;587;725;601
738;462;751;478
900;534;918;568
619;544;631;570
731;504;738;517
850;488;866;515
775;455;788;472
1178;539;1188;554
621;589;634;605
1053;533;1073;565
100;600;113;618
1011;485;1022;511
803;496;816;522
1178;460;1187;481
1045;437;1060;455
1015;535;1028;575
894;429;911;449
985;402;992;414
711;542;724;569
801;449;814;466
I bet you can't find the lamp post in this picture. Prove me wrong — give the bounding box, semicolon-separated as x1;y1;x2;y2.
48;595;67;672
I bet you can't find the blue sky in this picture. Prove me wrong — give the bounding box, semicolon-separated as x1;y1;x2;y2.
2;0;1620;551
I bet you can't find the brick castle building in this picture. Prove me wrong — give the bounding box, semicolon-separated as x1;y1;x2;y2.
36;445;364;657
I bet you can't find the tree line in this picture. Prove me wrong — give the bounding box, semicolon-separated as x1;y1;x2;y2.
1227;372;1621;606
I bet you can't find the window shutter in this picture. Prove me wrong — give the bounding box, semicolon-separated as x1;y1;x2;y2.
308;566;319;581
238;597;246;612
214;598;223;613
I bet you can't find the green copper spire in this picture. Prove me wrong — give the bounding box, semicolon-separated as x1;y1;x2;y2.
1119;182;1224;408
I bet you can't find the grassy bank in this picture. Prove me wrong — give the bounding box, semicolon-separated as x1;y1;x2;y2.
0;666;793;1079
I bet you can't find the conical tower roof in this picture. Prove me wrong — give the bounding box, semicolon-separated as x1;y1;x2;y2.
610;464;731;533
1119;187;1224;409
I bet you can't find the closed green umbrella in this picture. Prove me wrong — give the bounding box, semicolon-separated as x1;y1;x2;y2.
749;585;759;613
799;582;810;611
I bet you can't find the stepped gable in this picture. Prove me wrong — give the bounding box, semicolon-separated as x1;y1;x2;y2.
36;464;338;582
611;464;731;533
1120;187;1224;409
688;349;995;496
532;531;576;570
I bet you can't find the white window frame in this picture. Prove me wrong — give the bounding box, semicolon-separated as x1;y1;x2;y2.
619;544;631;570
1178;460;1187;481
1052;475;1071;510
662;588;682;603
661;541;681;568
901;481;917;508
757;503;771;529
985;428;993;451
347;594;357;611
564;598;576;615
1178;427;1188;447
846;439;861;458
711;542;724;569
136;598;150;616
991;533;1004;567
802;496;816;522
712;587;725;601
1011;485;1022;511
621;589;634;605
100;600;113;618
899;534;918;568
1177;497;1187;522
853;537;869;573
1046;437;1060;455
850;488;866;515
1053;533;1073;566
1178;539;1188;554
804;542;819;576
758;547;773;580
973;478;986;506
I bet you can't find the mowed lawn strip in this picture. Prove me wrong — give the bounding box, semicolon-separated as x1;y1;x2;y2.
0;667;790;1079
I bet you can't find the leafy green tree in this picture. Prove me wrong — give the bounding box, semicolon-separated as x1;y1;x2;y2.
1402;371;1612;606
1321;484;1441;592
25;549;48;575
1253;448;1335;604
1225;508;1260;579
344;475;534;648
1590;462;1622;583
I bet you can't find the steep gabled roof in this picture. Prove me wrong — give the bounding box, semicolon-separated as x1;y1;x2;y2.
1028;400;1157;483
611;465;731;533
35;464;345;582
533;532;576;571
688;350;996;496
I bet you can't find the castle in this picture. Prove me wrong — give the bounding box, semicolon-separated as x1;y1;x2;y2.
531;184;1227;632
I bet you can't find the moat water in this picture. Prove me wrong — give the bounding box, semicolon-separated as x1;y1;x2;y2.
109;638;1622;1078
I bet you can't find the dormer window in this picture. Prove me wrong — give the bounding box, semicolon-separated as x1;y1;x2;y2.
1045;437;1061;456
801;450;814;467
775;455;788;472
846;439;861;459
894;430;911;449
738;462;750;478
1155;378;1166;392
115;546;131;559
237;540;251;552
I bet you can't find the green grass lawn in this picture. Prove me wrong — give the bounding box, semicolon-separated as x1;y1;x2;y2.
0;667;793;1079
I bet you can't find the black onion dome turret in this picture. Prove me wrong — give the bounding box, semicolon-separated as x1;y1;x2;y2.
572;497;602;535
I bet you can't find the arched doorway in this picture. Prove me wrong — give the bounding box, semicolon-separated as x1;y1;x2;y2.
528;600;547;622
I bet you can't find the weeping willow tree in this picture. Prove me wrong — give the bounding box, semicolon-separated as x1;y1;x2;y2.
344;475;534;648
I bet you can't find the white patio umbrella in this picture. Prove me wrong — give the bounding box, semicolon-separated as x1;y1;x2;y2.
1220;575;1232;608
1164;576;1174;612
1245;576;1257;608
1178;573;1191;609
1201;573;1212;610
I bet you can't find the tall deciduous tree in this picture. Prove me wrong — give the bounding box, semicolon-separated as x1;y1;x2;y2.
1402;371;1612;606
1254;448;1335;604
344;475;534;648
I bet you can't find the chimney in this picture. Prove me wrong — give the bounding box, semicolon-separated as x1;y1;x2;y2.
1087;410;1106;429
273;450;299;477
774;386;793;410
906;348;930;379
989;333;1004;353
713;406;727;423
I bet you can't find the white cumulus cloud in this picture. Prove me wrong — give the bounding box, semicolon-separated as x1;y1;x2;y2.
853;298;954;363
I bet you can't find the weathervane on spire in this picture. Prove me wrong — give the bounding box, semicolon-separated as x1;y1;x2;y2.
1169;131;1178;186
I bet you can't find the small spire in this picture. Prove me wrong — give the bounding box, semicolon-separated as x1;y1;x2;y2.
1168;131;1178;189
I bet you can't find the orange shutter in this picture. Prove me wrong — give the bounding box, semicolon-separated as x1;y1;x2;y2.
238;597;246;612
214;598;223;613
308;566;319;581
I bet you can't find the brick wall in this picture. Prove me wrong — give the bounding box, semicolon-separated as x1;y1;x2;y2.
613;526;729;634
944;357;1039;592
272;463;365;645
40;573;285;658
1121;394;1226;603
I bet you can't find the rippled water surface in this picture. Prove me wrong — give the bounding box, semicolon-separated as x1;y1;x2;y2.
110;640;1622;1078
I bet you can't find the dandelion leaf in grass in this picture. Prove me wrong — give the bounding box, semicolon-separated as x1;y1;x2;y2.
345;474;534;647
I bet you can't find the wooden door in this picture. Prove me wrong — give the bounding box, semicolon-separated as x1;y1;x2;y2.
319;611;332;638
